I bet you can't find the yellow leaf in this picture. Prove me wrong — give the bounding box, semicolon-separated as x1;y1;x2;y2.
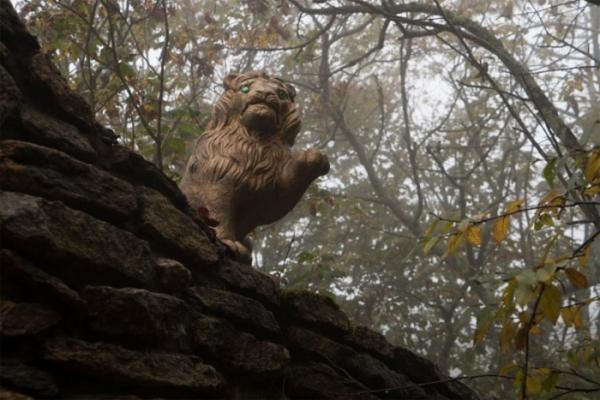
539;284;561;324
584;150;600;183
465;225;481;246
499;362;519;376
499;321;517;351
530;325;541;334
561;306;576;326
536;368;551;377
503;279;517;307
578;245;590;267
565;268;589;289
506;198;525;213
443;233;463;259
515;282;535;306
527;375;542;396
424;220;438;238
493;216;510;243
574;307;583;330
538;191;562;206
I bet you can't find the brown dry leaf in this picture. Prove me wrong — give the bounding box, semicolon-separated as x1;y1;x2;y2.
565;268;589;289
515;325;528;350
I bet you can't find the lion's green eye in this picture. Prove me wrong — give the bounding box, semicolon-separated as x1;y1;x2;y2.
277;89;289;100
240;84;250;93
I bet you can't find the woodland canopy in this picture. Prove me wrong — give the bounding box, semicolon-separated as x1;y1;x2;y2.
14;0;600;398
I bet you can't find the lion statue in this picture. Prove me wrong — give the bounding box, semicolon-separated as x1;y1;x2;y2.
180;71;329;262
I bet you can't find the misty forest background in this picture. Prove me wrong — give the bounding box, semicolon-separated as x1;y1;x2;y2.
13;0;600;398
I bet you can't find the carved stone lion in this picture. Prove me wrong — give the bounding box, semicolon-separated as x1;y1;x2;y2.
180;71;329;261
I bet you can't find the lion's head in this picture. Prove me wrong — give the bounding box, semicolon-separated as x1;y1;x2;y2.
206;71;301;145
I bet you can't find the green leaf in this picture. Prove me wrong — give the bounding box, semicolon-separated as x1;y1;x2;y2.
119;63;136;79
474;307;494;344
543;158;556;187
542;371;560;392
423;236;440;255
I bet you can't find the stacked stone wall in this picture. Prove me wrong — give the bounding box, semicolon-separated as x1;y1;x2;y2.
0;2;479;398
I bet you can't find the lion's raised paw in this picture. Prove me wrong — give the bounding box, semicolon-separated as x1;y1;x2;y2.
302;147;330;176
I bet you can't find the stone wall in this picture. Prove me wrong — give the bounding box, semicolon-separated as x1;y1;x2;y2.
0;1;479;398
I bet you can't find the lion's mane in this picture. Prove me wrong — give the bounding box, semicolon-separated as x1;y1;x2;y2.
188;73;302;192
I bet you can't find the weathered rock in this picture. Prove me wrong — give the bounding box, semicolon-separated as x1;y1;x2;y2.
393;347;478;400
0;64;21;125
30;53;96;131
189;313;289;376
210;259;280;307
0;0;39;56
154;258;192;294
138;187;218;268
83;286;189;351
18;106;97;162
0;300;60;337
0;249;84;312
0;362;58;398
45;337;224;395
107;146;191;212
288;327;426;399
285;362;378;400
187;286;280;335
280;289;350;333
0;387;33;400
0;140;136;221
0;191;155;289
343;326;395;362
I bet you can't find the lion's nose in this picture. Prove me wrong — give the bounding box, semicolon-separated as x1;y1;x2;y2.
254;88;276;99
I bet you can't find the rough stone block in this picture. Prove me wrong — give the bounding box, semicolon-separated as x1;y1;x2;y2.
0;191;155;290
285;362;378;400
82;286;189;351
288;327;426;399
0;300;60;337
18;106;96;162
154;258;192;294
138;188;218;268
44;337;224;395
343;326;395;362
0;249;84;312
0;140;137;221
0;362;58;398
209;259;280;307
108;146;191;212
188;313;289;376
393;347;478;400
187;286;279;335
280;289;350;333
0;64;21;126
30;53;95;131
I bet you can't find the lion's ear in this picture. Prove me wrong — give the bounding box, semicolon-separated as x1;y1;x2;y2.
286;83;297;101
223;74;238;90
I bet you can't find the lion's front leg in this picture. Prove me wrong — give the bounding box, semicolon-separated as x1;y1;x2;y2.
278;148;330;207
284;147;330;184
